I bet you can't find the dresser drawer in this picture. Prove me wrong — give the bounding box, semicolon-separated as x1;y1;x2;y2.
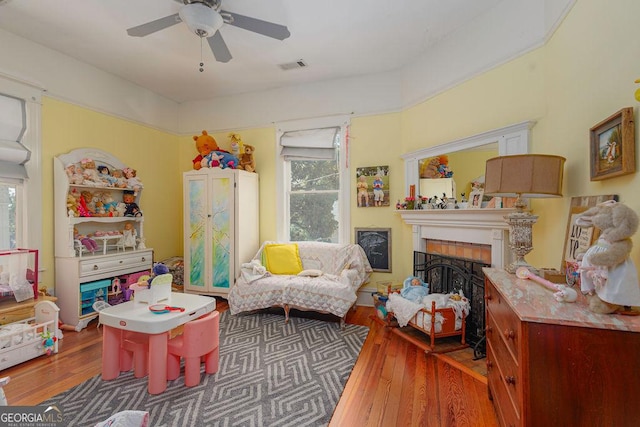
79;250;152;278
487;311;521;418
488;339;520;427
486;280;520;361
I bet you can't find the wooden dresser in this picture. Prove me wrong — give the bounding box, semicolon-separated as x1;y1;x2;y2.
484;268;640;427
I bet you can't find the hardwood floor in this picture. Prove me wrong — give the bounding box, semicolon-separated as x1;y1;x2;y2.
1;301;498;426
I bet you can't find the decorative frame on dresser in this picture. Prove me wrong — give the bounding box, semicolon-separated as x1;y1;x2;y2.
484;268;640;427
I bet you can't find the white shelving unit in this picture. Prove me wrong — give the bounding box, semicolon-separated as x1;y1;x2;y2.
54;148;153;329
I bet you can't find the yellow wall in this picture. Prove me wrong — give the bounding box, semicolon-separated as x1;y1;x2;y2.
42;98;181;288
448;149;497;198
397;0;640;271
43;0;640;293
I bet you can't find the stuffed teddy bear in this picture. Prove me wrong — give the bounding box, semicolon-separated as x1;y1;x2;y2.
192;130;220;170
576;200;640;314
67;192;79;217
237;144;256;172
420;157;441;179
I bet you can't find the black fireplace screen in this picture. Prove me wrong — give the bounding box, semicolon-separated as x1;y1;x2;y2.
413;251;488;358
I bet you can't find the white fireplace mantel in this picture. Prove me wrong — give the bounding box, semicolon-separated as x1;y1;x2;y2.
398;208;515;269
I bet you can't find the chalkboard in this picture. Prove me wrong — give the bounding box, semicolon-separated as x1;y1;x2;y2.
355;228;391;272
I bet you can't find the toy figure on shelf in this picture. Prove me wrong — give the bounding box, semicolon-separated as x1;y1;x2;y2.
122;191;142;217
111;169;128;188
74;227;98;253
120;222;137;249
122;168;143;196
65;164;84;185
77;190;93;217
97;165;117;186
80;158;101;185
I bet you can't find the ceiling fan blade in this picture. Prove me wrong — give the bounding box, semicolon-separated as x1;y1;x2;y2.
222;11;290;40
127;13;181;37
207;31;232;63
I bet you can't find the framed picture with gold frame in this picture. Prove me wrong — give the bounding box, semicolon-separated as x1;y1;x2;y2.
590;107;635;181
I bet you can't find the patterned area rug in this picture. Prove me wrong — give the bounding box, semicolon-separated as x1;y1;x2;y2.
41;311;369;426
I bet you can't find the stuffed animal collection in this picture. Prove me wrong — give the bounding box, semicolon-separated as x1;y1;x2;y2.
191;130;258;171
576;200;640;314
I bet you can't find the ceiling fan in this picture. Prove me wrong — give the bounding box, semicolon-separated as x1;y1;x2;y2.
126;0;290;63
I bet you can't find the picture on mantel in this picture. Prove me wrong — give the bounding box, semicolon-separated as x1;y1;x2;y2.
356;166;389;207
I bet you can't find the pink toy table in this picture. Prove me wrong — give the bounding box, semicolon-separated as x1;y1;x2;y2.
99;292;216;394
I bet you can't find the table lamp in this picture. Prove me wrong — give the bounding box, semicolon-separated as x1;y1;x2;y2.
484;154;565;273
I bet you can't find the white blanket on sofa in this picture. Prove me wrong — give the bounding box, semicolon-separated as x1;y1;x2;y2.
229;241;372;319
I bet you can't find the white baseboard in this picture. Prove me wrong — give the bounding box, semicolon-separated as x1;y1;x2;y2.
356;286;376;307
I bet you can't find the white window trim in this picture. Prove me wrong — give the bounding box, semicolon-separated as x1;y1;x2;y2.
0;74;43;252
275;115;351;243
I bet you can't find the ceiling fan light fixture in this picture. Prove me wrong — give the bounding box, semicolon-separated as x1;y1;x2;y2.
179;3;223;38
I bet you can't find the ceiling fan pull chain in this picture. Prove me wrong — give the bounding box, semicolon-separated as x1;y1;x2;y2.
199;37;205;72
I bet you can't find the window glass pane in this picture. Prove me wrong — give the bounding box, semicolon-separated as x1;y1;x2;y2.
290;192;339;243
0;183;16;249
290;159;339;191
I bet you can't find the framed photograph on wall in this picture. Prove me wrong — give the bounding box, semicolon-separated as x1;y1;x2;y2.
355;166;390;207
590;107;635;181
355;228;391;272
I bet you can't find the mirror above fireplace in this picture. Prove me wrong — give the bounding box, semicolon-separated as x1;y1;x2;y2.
401;121;535;199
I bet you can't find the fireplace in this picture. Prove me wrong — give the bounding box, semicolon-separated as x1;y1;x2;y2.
414;242;490;356
398;208;513;268
399;209;514;357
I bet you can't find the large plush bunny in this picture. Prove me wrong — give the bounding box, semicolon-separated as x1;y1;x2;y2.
576;200;640;314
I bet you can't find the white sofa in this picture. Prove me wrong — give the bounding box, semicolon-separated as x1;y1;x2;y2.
228;241;372;326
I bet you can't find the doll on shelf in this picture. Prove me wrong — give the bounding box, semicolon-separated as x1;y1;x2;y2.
111;169;128;188
97;165;117;187
74;227;98;253
122;191;142;217
120;222;138;250
122;167;143;196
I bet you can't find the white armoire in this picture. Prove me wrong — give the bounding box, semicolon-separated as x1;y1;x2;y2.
183;168;259;297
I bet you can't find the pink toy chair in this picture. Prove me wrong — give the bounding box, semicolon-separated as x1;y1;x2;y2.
166;311;220;387
120;332;151;378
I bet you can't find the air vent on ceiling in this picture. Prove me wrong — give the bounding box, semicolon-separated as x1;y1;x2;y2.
278;59;307;71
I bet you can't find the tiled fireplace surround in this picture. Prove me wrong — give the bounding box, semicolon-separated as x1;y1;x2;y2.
399;208;513;269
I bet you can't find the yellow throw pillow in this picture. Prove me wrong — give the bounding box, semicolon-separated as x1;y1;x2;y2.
263;243;303;275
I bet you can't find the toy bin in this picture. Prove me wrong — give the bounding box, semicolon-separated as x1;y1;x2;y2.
80;279;110;316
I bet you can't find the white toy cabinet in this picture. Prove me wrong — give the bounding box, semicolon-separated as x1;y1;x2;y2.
54;148;152;329
183;169;259;297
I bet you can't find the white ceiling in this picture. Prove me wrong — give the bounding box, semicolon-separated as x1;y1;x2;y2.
0;0;505;104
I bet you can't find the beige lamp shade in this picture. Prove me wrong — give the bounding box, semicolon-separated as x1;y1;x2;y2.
484;154;565;198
